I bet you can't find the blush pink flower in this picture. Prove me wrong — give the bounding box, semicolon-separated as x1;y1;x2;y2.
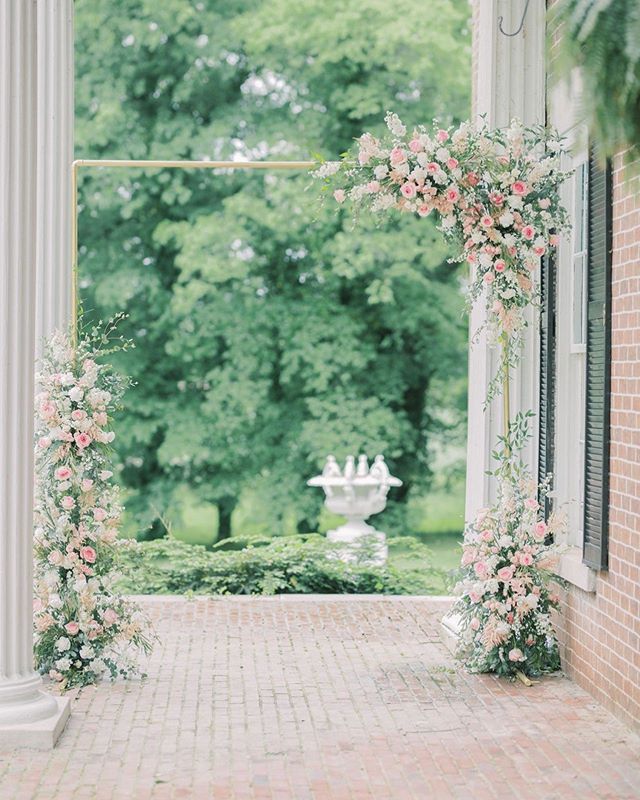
549;234;560;246
417;204;432;218
465;172;479;186
534;520;548;540
103;609;118;626
55;466;72;481
468;591;482;604
511;181;528;196
426;161;439;174
80;546;96;564
75;432;92;449
524;498;539;510
61;495;75;510
71;409;87;421
480;215;493;228
81;478;94;492
533;245;546;256
333;189;346;204
490;191;505;205
48;550;64;566
65;621;80;636
508;648;525;662
483;271;495;284
93;411;108;427
408;138;423;153
446;187;460;203
538;197;551;209
400;182;417;199
494;259;506;273
93;508;107;522
366;180;380;193
436;129;449;143
521;225;535;240
470;617;481;631
520;552;534;566
389;147;407;166
474;561;489;579
38;436;51;449
446;157;459;170
497;566;514;582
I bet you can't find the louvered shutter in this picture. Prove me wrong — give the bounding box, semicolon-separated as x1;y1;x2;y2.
538;252;556;518
583;150;612;570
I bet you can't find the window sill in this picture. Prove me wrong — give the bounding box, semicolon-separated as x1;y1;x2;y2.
555;545;597;593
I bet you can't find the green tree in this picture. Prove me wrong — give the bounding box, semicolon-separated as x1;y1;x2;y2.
75;0;471;540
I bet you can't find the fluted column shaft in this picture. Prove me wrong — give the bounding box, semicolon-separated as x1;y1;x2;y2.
36;0;74;351
0;0;59;726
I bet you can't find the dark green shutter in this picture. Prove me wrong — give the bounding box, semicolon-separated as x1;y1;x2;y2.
583;149;612;570
538;252;556;517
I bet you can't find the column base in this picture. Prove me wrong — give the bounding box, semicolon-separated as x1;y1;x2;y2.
0;696;70;750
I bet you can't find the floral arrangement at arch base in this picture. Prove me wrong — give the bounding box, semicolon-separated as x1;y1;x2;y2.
34;315;153;689
314;113;571;403
453;413;565;679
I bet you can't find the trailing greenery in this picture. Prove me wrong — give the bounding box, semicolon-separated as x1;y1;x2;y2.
118;535;441;595
552;0;640;165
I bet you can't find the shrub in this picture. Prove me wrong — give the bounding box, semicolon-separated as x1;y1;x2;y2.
118;534;439;596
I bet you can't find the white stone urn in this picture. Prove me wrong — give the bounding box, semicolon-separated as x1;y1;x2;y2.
307;454;402;564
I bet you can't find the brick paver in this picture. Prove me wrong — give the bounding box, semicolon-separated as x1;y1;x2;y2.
1;596;638;800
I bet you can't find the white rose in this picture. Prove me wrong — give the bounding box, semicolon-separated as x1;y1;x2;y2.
55;636;71;652
498;211;514;227
55;657;71;671
435;147;450;162
507;195;523;210
79;645;95;660
68;386;84;403
373;164;388;180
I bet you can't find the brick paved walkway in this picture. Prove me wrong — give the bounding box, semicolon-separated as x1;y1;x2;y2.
1;596;639;800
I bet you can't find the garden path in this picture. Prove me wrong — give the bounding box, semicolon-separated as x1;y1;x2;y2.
1;596;639;799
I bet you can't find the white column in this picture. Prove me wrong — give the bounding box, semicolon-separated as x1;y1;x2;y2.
36;0;74;351
0;0;70;749
465;0;546;518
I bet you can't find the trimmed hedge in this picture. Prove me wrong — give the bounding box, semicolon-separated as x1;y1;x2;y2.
118;534;439;596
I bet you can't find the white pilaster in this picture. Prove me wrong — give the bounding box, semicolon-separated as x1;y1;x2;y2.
465;0;546;518
0;0;70;749
35;0;74;351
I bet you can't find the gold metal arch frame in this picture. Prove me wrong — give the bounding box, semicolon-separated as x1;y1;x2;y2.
70;158;316;347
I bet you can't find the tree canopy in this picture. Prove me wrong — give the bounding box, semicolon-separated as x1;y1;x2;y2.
75;0;471;540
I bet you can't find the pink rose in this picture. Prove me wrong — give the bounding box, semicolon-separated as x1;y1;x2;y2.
436;129;449;143
538;198;551;209
511;181;528;196
481;530;493;542
75;432;92;449
417;204;432;218
71;409;87;421
366;180;380;193
408;138;423;153
533;245;546;257
520;552;534;566
40;401;56;418
549;234;560;247
497;566;514;582
508;648;525;662
93;411;108;426
461;548;476;566
474;561;489;579
80;546;96;564
468;591;482;604
60;495;75;510
470;618;481;631
521;225;535;240
81;478;94;492
38;437;51;449
490;191;504;205
446;187;459;203
400;182;417;199
465;172;479;186
483;272;495;284
93;508;107;522
494;259;506;273
533;520;548;540
524;498;539;511
389;147;407;166
55;466;72;481
446;157;459;170
333;189;346;204
65;621;80;636
426;161;440;174
103;609;118;626
481;215;493;228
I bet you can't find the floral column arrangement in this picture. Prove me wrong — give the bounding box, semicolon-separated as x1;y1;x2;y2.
314;114;571;678
33;317;151;688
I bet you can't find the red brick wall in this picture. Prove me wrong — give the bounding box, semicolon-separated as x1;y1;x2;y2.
557;158;640;729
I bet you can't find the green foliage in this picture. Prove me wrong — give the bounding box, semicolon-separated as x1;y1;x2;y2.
75;0;471;540
552;0;640;165
118;534;440;595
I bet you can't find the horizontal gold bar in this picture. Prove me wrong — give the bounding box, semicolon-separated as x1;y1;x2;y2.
73;159;316;170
